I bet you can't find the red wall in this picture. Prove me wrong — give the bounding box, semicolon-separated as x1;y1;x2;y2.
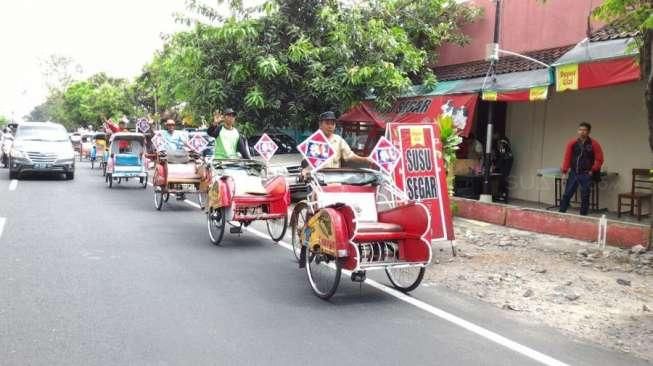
437;0;605;66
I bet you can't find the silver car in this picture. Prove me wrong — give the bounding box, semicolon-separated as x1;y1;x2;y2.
248;133;307;199
9;122;75;180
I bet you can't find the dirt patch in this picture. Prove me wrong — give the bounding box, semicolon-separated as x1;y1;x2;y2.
426;218;653;361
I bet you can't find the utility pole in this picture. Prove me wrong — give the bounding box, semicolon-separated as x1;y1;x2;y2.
480;0;501;203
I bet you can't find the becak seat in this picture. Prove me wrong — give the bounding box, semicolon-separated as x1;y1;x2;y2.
168;163;200;181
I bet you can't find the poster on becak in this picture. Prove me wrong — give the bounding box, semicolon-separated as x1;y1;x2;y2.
387;122;454;242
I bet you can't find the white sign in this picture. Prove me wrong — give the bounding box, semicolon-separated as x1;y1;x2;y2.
253;133;278;161
151;131;165;151
369;136;401;174
137;118;150;133
188;133;209;153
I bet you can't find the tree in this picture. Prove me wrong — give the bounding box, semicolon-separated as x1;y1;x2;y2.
39;54;83;92
0;115;9;125
593;1;652;151
149;0;479;132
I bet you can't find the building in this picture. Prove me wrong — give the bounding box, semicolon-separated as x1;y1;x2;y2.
433;0;650;216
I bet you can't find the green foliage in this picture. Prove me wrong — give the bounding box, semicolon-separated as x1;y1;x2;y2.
438;115;463;199
593;0;652;31
0;115;9;125
145;0;478;130
27;0;479;133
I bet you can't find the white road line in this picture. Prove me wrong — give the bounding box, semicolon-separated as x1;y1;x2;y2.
8;179;17;191
0;217;6;240
182;194;567;365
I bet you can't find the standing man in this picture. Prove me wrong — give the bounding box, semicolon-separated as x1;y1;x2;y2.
315;111;370;168
559;122;604;216
206;108;251;160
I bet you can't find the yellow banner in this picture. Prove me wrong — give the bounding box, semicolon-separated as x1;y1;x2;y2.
556;64;579;92
481;91;498;101
529;86;548;101
409;127;425;146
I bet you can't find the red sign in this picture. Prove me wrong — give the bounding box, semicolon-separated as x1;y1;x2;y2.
387;123;454;241
297;130;335;170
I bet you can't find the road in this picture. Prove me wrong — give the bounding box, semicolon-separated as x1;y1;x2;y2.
0;163;649;366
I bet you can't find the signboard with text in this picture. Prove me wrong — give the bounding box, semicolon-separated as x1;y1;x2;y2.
387;123;453;241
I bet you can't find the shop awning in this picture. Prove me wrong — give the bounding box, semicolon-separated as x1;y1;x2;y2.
339;94;479;137
553;37;640;92
338;101;385;128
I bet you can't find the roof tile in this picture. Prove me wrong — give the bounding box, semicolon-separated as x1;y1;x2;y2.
433;45;573;81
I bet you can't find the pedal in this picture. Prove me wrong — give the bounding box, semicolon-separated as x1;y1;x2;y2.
351;271;366;283
230;226;243;234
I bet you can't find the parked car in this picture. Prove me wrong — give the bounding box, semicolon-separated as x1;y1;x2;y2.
9;122;75;180
247;132;307;199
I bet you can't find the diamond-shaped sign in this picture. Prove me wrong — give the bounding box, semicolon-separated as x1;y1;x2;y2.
297;130;335;170
188;133;208;153
253;133;278;161
151;131;165;151
137;118;150;133
370;136;401;174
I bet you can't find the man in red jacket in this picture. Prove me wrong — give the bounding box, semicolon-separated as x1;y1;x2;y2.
559;122;604;215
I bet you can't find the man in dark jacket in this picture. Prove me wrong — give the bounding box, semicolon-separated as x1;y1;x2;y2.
559;122;604;215
492;132;513;202
206;108;251;159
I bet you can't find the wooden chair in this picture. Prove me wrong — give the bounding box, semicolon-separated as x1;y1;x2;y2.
618;169;653;221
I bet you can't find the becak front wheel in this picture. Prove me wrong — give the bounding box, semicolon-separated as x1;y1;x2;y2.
306;246;341;300
290;201;311;261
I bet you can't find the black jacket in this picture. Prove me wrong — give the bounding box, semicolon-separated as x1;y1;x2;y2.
206;125;252;159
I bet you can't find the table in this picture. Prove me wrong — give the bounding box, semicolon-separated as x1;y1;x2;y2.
536;169;618;212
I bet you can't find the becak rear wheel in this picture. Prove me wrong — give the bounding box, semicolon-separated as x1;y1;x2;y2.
207;207;226;245
266;214;287;242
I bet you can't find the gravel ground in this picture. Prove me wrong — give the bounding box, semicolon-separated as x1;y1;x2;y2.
426;218;653;361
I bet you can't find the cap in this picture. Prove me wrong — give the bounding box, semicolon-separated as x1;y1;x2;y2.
319;111;336;121
224;108;236;115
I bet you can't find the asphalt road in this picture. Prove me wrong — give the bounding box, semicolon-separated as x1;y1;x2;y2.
0;163;650;366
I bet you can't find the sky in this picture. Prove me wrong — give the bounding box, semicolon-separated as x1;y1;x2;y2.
0;0;194;121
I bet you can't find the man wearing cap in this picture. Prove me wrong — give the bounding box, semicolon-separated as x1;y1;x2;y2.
161;119;190;151
317;111;369;168
207;108;251;160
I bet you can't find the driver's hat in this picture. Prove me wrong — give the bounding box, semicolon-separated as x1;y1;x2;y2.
319;111;336;121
